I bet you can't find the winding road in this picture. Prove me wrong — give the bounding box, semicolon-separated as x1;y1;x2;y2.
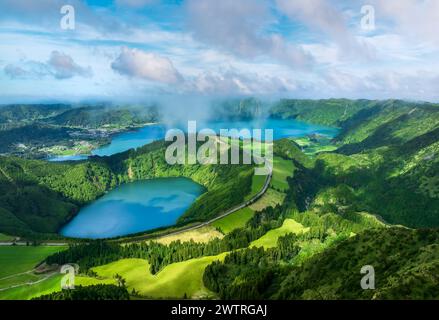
0;170;272;245
118;169;272;243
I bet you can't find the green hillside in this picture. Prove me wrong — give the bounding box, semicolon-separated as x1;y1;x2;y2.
275;227;439;299
0;99;438;300
0;140;255;237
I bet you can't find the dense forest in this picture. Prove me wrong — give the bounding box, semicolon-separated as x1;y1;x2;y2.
203;227;439;299
200;99;439;299
32;285;130;300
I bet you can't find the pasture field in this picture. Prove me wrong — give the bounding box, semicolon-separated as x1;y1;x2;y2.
249;188;285;212
0;233;14;241
0;269;126;300
292;137;337;156
155;226;223;245
92;254;227;299
0;246;66;278
250;219;308;249
0;274;62;300
271;157;294;191
0;273;40;290
212;207;254;234
244;174;267;201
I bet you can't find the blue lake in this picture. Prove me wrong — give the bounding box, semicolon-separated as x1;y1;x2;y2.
49;118;338;161
56;118;338;239
60;178;205;239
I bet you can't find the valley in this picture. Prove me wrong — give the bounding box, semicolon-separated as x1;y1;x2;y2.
0;98;438;300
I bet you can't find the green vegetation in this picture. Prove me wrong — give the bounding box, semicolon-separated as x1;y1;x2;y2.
293;136;338;156
92;256;226;299
244;173;266;201
275;228;439;299
0;274;63;300
0;233;14;241
46;105;158;129
212;208;254;234
270;99;379;126
0;104;159;158
0;246;66;278
249;188;285;212
33;284;130;300
156;226;223;245
0;272;42;290
271;157;294;191
250;219;308;249
204;227;439;300
45;202;293;275
0;104;69;125
1;98;439;300
0;140;256;236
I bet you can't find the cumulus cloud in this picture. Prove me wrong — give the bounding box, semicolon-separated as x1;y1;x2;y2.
321;69;439;101
275;0;373;60
185;0;313;68
111;47;183;84
4;64;28;78
3;51;92;80
186;68;299;95
48;51;92;79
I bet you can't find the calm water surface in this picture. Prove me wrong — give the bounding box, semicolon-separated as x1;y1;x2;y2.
50;118;338;161
60;178;205;239
57;118;338;238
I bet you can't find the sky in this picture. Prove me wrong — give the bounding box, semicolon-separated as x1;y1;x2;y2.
0;0;439;102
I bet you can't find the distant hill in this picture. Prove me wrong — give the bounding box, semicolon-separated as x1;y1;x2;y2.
46;105;159;128
0;104;159;129
0;124;72;153
0;104;69;126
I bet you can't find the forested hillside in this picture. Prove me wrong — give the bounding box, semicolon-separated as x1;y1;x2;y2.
0;104;159;158
0;140;254;237
200;99;439;300
0;104;70;125
204;227;439;299
46;105;159;128
1;99;438;300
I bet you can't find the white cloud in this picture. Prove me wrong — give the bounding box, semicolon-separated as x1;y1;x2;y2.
48;51;92;79
111;47;183;84
185;0;313;69
4;64;28;78
370;0;439;45
276;0;374;60
3;51;92;80
186;68;299;95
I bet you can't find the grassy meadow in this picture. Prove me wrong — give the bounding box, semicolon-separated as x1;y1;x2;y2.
155;226;223;245
92;254;227;299
0;246;66;278
250;219;309;249
212;207;254;234
0;233;14;241
270;156;294;191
